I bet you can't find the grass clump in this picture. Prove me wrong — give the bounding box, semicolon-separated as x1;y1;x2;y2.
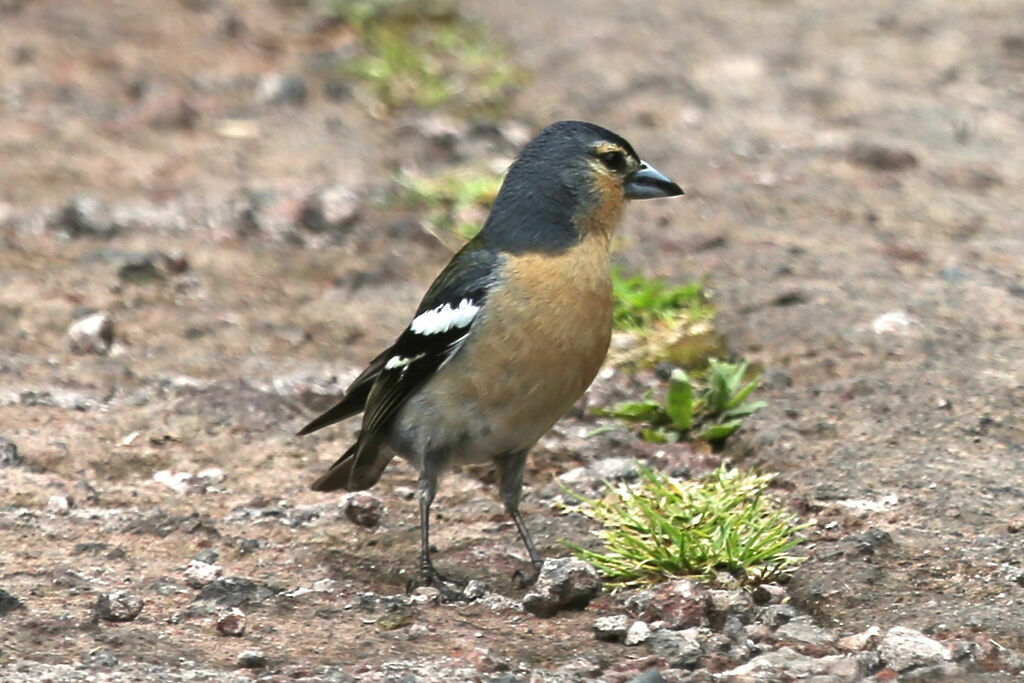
612;268;710;331
566;463;806;589
313;0;523;113
598;359;766;444
395;168;503;244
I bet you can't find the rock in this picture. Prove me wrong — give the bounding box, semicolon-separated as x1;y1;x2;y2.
635;579;709;629
624;620;651;646
257;72;307;106
340;491;384;527
462;580;489;601
521;558;602;617
67;312;114;355
236;649;268;668
744;623;774;643
756;602;798;628
708;589;755;627
184;559;223;589
139;88;199;130
644;628;704;669
94;591;144;622
52;196;117;238
0;436;22;467
82;649;118;668
299;185;361;235
46;495;71;515
0;588;25;616
190;577;279;613
193;549;219;565
593;614;630;642
408;586;440;606
626;669;666;683
216;607;246;636
837;625;881;651
774;616;838;655
751;583;786;605
879;625;951;673
721;646;830;679
848;141;918;171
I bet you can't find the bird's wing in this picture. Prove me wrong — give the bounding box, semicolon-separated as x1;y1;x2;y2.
360;242;500;436
297;240;499;437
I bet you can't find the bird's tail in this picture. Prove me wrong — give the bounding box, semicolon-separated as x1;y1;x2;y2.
310;435;393;492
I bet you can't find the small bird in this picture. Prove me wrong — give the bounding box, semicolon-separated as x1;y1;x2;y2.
299;120;683;593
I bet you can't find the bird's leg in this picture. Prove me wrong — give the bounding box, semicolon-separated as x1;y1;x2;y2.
497;451;543;587
414;467;466;598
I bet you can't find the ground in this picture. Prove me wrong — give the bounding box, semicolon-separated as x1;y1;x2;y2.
1;0;1023;680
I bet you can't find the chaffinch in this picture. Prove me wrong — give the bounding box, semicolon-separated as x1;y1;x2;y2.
299;120;683;593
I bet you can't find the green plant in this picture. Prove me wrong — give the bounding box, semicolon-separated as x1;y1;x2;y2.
565;463;807;589
396;168;503;241
612;268;710;331
597;359;766;443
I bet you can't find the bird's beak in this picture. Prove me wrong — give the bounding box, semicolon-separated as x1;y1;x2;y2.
624;161;684;200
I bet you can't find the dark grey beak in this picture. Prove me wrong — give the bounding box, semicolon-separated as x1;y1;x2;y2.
624;161;684;200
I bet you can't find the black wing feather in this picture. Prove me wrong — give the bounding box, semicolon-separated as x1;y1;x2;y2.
298;240;500;438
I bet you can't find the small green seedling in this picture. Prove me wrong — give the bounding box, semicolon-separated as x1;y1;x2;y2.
565;463;807;589
598;359;766;443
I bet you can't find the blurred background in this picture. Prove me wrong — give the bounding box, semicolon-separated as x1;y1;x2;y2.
2;0;1024;679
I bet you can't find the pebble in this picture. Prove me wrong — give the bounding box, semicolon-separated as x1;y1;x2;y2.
0;588;25;616
184;559;223;588
236;649;268;669
52;196;117;238
216;607;246;636
257;72;307;106
624;620;651;646
644;628;704;669
593;614;630;642
0;436;22;467
879;625;951;672
774;616;838;655
837;625;881;652
67;312;114;355
847;141;918;171
340;491;384;527
46;495;71;515
299;184;361;235
635;579;709;630
521;558;602;617
94;591;144;622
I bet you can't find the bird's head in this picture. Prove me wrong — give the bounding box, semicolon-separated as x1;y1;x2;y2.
480;120;684;253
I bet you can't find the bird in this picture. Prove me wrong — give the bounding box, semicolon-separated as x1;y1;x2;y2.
298;120;684;594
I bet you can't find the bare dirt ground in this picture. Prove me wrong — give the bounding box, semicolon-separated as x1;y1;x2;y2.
2;0;1024;680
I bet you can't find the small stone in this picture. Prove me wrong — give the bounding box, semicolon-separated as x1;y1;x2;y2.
82;648;118;668
257;72;307;106
635;579;709;629
117;254;166;283
340;491;384;527
462;580;489;601
408;586;440;606
751;583;787;605
624;620;651;646
236;649;268;669
94;591;144;622
774;616;838;655
644;628;704;669
0;436;22;467
299;185;361;235
627;669;666;683
757;602;798;628
67;312;114;355
46;495;71;514
184;559;223;588
593;614;630;642
522;558;602;617
0;588;25;616
196;467;225;485
722;646;826;679
872;309;913;335
312;578;336;593
52;196;117;238
139;89;199;130
848;141;918;171
745;623;774;643
879;625;951;672
707;589;754;627
837;625;881;651
216;607;246;636
194;549;219;565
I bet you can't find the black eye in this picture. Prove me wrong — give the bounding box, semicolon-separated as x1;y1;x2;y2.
598;150;627;173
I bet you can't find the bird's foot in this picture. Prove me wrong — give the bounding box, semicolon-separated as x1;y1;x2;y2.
512;562;543;589
409;562;468;602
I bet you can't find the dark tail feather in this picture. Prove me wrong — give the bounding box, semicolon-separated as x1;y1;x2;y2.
296;382;373;436
311;436;393;492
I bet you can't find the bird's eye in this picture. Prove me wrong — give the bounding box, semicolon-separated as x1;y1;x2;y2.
598;150;627;173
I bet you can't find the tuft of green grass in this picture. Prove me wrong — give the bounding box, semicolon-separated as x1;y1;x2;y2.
612;268;711;331
565;463;807;589
395;168;503;242
313;0;523;113
597;359;766;444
